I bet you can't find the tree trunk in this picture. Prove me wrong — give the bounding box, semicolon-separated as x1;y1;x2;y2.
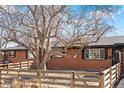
39;49;50;70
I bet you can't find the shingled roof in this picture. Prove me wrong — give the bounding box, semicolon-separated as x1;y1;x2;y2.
0;46;27;51
54;36;124;48
1;36;124;50
89;36;124;46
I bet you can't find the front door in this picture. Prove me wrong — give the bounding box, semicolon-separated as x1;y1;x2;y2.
112;47;123;66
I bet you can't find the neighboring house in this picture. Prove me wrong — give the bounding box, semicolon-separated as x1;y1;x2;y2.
0;46;28;63
47;36;124;72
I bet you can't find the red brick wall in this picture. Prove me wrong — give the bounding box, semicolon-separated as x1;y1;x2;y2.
6;50;27;63
47;48;112;71
16;51;27;59
108;48;112;59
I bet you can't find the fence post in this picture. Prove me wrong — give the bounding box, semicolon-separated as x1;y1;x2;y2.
110;67;113;88
115;64;118;81
7;63;9;69
118;63;121;79
20;62;22;69
17;70;20;82
39;70;41;88
99;72;104;88
7;63;10;74
71;72;75;88
7;67;9;74
0;69;1;87
28;61;30;70
15;70;21;88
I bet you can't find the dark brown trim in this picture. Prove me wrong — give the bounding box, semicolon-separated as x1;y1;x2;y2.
82;48;84;59
0;50;28;52
26;50;28;59
52;43;124;49
105;48;108;59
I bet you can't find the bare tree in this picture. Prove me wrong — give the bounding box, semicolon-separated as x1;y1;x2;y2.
0;5;116;70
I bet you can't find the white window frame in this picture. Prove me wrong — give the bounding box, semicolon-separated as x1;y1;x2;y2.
84;48;105;60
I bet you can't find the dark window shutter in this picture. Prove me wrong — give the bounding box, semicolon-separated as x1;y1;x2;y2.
14;51;16;57
105;48;108;59
26;51;28;59
82;49;84;59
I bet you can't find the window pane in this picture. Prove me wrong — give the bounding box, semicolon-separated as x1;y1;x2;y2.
100;49;105;59
94;49;100;59
84;48;105;60
85;49;89;59
0;51;4;59
11;52;15;56
90;49;94;59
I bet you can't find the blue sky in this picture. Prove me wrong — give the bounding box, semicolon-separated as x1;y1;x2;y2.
113;10;124;36
71;5;124;36
103;6;124;36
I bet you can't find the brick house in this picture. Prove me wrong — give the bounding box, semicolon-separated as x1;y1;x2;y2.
0;46;28;63
47;36;124;71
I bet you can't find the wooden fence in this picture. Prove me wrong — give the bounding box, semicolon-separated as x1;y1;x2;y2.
100;63;121;88
0;59;33;70
0;63;121;88
8;60;33;70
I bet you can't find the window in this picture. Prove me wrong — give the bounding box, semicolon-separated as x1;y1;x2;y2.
51;47;65;58
51;52;64;58
0;51;4;59
28;51;34;59
84;48;105;59
8;51;16;57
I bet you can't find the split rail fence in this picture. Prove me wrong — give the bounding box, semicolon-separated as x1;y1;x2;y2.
0;62;121;88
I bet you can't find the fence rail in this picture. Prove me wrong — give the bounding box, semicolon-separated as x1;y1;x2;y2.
8;60;33;70
0;59;33;70
100;63;121;88
0;63;121;88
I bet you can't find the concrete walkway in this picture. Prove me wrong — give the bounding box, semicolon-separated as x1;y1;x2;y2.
117;77;124;88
